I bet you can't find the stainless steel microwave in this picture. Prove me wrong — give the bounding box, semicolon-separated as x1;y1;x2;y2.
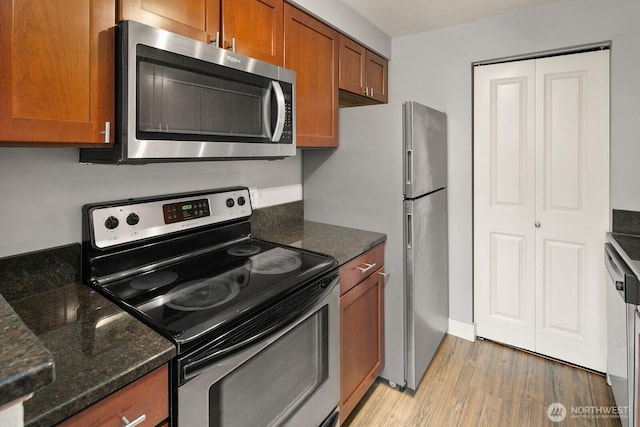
80;20;295;164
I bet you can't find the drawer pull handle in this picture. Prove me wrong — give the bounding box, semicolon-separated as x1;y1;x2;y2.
356;262;377;273
378;271;390;280
121;414;146;427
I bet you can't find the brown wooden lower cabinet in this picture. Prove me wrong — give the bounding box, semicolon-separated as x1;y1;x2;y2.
58;364;169;427
339;244;385;423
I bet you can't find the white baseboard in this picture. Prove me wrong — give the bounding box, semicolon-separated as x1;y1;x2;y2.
447;318;476;342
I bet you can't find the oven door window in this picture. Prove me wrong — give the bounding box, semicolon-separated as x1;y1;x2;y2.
209;306;328;427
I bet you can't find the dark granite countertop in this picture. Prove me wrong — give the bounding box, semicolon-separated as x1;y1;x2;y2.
11;284;175;426
608;232;640;279
608;210;640;278
254;219;387;266
0;244;175;426
0;294;54;408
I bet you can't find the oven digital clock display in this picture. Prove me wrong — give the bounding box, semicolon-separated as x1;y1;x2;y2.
163;199;210;224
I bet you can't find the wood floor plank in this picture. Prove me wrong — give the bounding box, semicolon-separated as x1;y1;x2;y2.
588;373;626;427
343;335;621;427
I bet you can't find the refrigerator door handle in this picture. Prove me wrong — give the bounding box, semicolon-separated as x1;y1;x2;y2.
406;149;413;185
407;213;413;249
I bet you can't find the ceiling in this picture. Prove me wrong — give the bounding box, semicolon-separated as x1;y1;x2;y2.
341;0;560;37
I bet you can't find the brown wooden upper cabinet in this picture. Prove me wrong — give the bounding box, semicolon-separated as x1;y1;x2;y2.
0;0;115;145
339;34;388;106
284;4;339;148
222;0;283;66
119;0;284;66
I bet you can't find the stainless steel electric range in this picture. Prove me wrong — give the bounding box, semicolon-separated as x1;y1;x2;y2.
81;187;340;427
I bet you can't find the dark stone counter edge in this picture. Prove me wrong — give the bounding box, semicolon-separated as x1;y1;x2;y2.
0;362;54;409
27;351;175;427
608;233;640;279
332;235;387;266
0;296;55;408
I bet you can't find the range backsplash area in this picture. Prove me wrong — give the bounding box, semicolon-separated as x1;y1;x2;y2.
613;210;640;236
0;147;302;259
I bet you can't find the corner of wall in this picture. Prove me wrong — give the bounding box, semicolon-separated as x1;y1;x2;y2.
448;318;476;342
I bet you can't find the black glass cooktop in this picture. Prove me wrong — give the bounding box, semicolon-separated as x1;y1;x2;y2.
96;239;336;351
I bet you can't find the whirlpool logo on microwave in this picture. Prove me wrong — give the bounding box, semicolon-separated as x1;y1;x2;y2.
226;54;242;64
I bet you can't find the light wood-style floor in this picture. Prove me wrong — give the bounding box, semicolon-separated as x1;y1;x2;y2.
343;335;621;427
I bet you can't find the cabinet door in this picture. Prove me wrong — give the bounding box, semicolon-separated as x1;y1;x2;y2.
284;4;339;148
0;0;114;145
365;50;388;103
222;0;283;66
119;0;220;43
340;268;384;423
339;34;366;97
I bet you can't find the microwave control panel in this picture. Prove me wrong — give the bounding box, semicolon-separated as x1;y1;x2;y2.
280;84;294;145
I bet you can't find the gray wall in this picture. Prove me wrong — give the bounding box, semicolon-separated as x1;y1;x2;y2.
0;148;301;258
388;0;640;323
288;0;391;58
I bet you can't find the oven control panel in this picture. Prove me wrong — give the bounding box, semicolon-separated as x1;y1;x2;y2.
90;188;252;249
162;198;211;224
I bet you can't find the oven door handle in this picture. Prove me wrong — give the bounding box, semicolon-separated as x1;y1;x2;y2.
605;243;626;287
182;274;338;381
605;243;640;304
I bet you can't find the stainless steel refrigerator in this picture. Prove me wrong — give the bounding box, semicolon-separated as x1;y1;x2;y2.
303;101;448;391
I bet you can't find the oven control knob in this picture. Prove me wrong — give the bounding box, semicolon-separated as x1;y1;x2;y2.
226;198;235;208
126;213;140;226
237;196;246;206
104;216;119;230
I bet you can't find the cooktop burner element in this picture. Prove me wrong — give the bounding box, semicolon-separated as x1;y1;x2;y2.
130;271;178;290
245;247;303;275
227;244;261;257
166;277;240;311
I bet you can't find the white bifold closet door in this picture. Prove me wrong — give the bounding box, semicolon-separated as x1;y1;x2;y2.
473;50;609;371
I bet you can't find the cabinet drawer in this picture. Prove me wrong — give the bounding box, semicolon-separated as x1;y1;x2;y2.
58;365;168;427
339;243;384;295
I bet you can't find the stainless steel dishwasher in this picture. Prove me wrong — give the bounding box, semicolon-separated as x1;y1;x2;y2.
605;242;639;427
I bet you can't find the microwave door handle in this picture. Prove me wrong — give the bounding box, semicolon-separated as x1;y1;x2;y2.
270;81;286;142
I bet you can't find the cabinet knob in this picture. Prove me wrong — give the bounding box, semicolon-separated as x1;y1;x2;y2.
535;221;541;228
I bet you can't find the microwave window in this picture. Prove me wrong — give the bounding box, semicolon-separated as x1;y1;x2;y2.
138;60;265;139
